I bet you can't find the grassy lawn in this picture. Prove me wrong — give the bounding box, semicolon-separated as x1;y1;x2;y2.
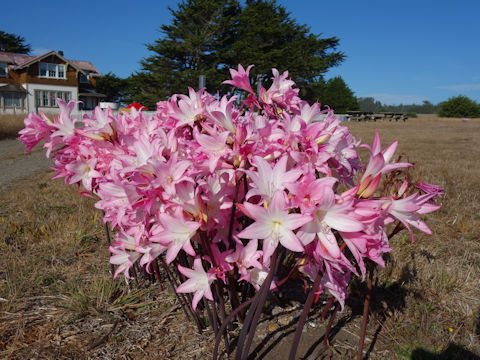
0;114;25;140
0;114;479;359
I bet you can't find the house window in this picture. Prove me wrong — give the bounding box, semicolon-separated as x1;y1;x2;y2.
0;62;7;77
39;63;48;77
58;65;65;78
3;92;23;107
79;73;89;83
50;92;57;107
38;62;67;79
34;90;72;107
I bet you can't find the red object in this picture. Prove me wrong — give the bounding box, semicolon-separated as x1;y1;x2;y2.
126;102;148;110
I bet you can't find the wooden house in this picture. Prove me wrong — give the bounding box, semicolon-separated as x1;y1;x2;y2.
0;50;105;114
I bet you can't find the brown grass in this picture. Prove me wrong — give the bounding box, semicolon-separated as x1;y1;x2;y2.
0;114;479;359
0;173;213;359
344;115;480;358
0;115;26;140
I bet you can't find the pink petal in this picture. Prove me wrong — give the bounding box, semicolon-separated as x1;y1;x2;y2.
324;213;364;232
278;229;304;252
237;221;272;240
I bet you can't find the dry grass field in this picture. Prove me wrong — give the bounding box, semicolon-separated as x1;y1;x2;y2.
0;114;479;359
0;114;26;140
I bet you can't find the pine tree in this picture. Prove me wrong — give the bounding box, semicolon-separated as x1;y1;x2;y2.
127;0;346;106
320;77;359;113
233;0;344;100
0;31;31;54
96;72;128;103
128;0;241;107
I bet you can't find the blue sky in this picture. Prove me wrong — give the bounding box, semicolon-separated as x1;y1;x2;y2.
3;0;479;104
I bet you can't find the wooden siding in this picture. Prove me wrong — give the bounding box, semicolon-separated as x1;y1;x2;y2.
0;68;21;84
26;59;78;86
89;76;98;88
1;54;98;90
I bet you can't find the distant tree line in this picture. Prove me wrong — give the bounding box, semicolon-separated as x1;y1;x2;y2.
357;98;438;114
358;95;480;118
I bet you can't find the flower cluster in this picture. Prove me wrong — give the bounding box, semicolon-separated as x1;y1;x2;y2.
19;65;441;311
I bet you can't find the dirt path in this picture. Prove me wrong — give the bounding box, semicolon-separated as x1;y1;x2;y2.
0;139;52;191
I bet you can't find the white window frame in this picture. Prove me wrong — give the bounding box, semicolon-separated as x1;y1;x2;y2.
34;90;72;107
38;62;67;79
0;62;7;77
3;92;24;108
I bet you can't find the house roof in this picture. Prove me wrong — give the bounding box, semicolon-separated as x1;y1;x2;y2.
0;51;101;76
0;83;28;93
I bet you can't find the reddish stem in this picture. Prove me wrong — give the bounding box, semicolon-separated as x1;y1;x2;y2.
357;263;374;360
288;271;322;360
323;302;340;346
319;297;335;322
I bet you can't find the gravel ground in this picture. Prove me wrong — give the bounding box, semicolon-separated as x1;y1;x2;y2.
0;139;52;191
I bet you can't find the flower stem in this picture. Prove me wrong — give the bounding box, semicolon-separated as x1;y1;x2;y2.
357;262;374;360
235;251;278;360
288;270;322;360
323;302;339;346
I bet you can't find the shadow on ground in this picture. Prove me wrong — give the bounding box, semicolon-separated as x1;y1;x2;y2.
242;264;416;359
411;343;480;360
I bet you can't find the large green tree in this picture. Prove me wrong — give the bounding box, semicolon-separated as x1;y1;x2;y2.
128;0;346;106
318;77;359;113
96;72;128;103
128;0;241;107
0;31;31;54
232;0;344;100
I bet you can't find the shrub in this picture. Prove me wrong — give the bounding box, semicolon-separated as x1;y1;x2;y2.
438;95;480;118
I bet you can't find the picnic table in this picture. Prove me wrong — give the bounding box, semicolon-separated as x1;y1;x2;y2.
346;111;408;122
380;112;408;122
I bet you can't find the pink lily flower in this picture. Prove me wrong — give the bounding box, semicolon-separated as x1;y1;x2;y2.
381;192;440;242
320;266;351;310
176;258;216;311
245;155;302;202
51;99;79;138
298;101;324;125
194;130;230;173
358;130;411;198
298;181;364;258
225;239;263;277
260;68;298;107
207;95;238;134
151;153;192;196
222;64;255;94
18;112;54;152
171;87;206;127
247;266;277;291
109;245;141;279
137;243;166;271
95;181;140;229
416;181;444;197
237;190;312;263
65;157;101;191
286;173;338;211
152;207;200;264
